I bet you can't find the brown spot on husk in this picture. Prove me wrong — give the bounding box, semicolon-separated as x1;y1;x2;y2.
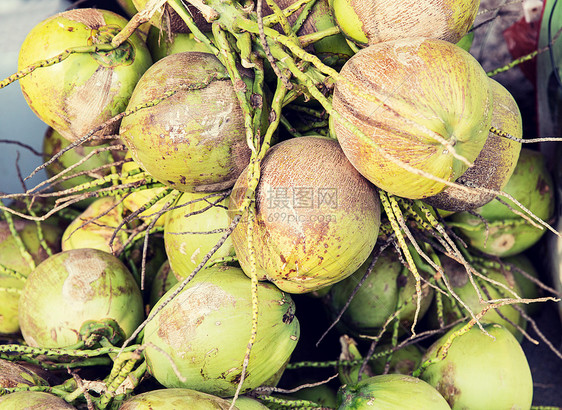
436;362;461;407
64;66;119;140
61;9;106;29
537;176;550;196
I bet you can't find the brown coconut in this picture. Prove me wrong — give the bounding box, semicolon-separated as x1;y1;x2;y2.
423;78;522;212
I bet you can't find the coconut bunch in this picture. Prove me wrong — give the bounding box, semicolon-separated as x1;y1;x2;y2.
1;0;561;408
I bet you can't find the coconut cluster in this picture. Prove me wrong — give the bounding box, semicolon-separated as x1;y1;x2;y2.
1;0;555;408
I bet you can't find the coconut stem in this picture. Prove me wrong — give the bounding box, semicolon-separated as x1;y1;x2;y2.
262;0;316;27
379;192;424;336
0;44;116;90
99;349;144;408
213;25;259;154
1;209;35;271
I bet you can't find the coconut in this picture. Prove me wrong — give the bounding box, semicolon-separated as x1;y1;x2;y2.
119;388;235;409
424;78;522;211
332;0;479;46
332;38;492;199
429;255;526;340
164;191;235;280
325;247;434;336
61;197;127;253
0;359;48;389
119;52;253;192
18;248;144;348
337;374;450;409
420;323;533;409
0;391;76;409
17;8;152;144
43;127;125;209
120;151;169;227
143;265;299;397
261;0;354;65
0;218;63;334
449;148;555;257
229;136;380;294
146;27;214;62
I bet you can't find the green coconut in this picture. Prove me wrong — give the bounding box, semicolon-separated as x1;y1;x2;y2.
143;265;299;397
164;191;235;280
18;8;152;143
332;38;492;199
229;136;380;294
370;343;424;376
0;391;76;409
43;127;125;209
119;52;253;192
326;247;434;336
430;255;526;340
420;323;533;409
18;248;144;348
0;218;63;334
120;151;169;227
337;374;451;409
0;218;63;278
229;397;271;410
61;197;127;253
148;260;178;308
146;27;214;62
504;254;542;314
261;0;354;67
449;148;555;257
337;335;424;386
119;388;237;409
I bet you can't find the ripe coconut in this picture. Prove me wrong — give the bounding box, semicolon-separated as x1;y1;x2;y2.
17;9;152;143
143;265;299;397
229;136;380;294
332;0;479;46
424;78;522;212
331;38;492;199
420;323;533;409
449;148;554;257
119;52;253;192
